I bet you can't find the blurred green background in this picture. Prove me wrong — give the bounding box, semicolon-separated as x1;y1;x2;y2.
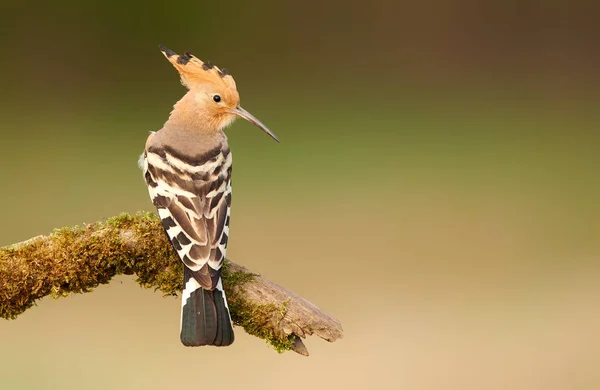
1;1;599;389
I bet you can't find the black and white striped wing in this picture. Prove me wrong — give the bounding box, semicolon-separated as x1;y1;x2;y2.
141;146;232;290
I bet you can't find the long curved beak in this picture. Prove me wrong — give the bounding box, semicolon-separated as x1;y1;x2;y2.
232;106;280;143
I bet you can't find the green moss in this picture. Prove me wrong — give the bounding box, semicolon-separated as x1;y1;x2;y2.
222;265;256;286
222;266;295;353
0;212;180;319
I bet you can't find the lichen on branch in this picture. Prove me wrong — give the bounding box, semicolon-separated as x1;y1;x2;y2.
0;213;342;356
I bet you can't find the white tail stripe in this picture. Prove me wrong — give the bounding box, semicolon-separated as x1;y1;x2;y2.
215;278;232;322
181;276;202;305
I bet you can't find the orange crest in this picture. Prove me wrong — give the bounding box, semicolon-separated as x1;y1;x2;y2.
159;45;239;105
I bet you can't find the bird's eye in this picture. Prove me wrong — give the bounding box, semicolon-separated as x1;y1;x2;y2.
213;95;222;103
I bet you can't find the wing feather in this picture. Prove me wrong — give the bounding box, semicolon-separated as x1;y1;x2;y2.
142;146;232;289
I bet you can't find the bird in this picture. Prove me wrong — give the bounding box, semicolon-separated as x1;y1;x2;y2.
139;45;279;347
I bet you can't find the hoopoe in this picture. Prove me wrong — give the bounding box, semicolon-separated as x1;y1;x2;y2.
139;45;279;347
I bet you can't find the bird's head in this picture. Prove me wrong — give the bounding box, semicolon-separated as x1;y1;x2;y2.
160;45;279;142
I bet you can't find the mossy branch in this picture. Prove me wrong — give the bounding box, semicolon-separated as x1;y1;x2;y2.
0;213;342;356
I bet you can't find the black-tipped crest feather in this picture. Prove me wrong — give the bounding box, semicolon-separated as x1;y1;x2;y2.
159;44;176;58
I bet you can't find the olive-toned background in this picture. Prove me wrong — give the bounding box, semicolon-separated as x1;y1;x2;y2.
1;1;599;389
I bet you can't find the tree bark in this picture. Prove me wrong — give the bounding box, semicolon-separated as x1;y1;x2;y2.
0;213;342;356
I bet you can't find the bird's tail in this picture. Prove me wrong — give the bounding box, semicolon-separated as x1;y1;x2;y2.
180;267;234;346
